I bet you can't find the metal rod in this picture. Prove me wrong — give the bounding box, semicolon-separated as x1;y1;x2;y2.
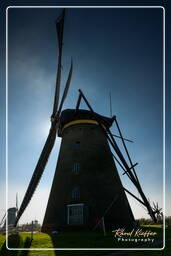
122;163;138;175
114;119;157;222
93;195;119;231
108;136;136;183
106;131;153;220
111;152;135;182
109;91;112;118
130;163;138;169
112;153;127;173
103;195;119;217
76;90;157;223
73;96;137;187
78;89;94;113
124;187;146;206
95;119;136;184
114;118;140;183
107;128;138;185
111;133;133;143
134;183;157;223
75;93;82;111
73;91;139;214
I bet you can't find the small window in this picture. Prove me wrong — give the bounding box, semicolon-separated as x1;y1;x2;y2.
74;141;80;148
72;163;80;174
72;187;80;200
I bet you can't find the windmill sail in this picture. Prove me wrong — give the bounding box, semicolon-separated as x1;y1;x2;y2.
56;9;65;52
15;124;57;226
0;213;6;226
14;9;71;226
58;59;73;114
52;9;65;118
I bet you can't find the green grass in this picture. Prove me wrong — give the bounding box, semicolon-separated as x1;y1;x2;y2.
0;226;170;256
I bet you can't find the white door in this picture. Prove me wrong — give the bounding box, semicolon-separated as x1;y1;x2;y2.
67;204;83;225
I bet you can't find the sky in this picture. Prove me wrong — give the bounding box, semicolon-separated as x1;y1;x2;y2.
0;1;170;225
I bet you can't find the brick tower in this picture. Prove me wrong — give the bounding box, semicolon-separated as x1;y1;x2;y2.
42;109;134;232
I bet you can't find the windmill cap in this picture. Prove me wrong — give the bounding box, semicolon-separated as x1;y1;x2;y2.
58;109;114;136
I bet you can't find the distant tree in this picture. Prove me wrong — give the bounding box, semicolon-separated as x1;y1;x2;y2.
166;216;171;227
137;218;152;225
137;216;171;226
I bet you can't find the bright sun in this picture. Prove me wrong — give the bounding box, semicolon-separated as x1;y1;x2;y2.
39;120;51;138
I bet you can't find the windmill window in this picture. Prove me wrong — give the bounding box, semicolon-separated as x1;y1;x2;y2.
72;187;80;200
72;163;80;174
74;141;80;148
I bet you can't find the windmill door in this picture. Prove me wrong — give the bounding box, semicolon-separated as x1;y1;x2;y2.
67;204;84;225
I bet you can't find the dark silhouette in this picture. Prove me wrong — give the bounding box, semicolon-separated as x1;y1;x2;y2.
0;234;32;256
0;234;20;256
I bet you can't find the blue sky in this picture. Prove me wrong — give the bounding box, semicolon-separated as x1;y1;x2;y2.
0;3;170;225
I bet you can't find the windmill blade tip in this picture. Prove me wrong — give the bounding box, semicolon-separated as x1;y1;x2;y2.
71;58;73;68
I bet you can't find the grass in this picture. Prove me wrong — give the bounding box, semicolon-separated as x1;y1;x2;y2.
0;225;170;256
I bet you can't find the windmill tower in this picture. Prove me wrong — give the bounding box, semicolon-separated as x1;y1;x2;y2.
1;193;18;229
41;109;134;232
14;9;159;233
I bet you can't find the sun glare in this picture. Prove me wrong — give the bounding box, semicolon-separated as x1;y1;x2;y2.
39;120;51;138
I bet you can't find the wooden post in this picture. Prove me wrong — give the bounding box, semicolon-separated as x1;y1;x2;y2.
31;221;33;240
102;217;106;236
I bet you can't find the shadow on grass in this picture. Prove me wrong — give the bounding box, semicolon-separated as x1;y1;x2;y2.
0;234;20;256
20;237;32;256
0;235;32;256
50;232;109;256
50;234;59;256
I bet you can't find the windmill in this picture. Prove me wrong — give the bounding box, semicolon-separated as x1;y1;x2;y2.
0;212;6;228
152;202;163;223
14;9;160;233
0;193;18;229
